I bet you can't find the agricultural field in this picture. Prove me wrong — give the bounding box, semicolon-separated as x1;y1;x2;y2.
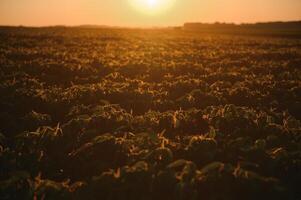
0;27;301;200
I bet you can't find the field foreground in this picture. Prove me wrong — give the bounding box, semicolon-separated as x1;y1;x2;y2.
0;27;301;200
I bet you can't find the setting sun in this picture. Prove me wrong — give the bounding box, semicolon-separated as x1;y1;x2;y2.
129;0;176;15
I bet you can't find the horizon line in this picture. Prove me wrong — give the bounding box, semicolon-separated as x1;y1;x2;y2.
0;19;301;29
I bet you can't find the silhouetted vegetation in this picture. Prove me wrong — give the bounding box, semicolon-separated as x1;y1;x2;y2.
184;21;301;38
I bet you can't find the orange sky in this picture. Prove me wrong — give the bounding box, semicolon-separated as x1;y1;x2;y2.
0;0;300;27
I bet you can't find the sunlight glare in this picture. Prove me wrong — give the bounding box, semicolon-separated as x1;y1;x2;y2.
147;0;158;7
129;0;176;15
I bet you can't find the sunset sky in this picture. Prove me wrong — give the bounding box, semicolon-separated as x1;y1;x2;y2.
0;0;300;27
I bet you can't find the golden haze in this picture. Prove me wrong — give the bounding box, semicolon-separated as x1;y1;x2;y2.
0;0;300;26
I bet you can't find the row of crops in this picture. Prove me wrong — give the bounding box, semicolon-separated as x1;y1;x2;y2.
0;27;301;199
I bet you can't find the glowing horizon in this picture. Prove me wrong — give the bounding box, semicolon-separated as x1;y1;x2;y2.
0;0;300;27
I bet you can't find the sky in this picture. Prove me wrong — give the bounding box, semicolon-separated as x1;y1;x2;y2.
0;0;301;27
